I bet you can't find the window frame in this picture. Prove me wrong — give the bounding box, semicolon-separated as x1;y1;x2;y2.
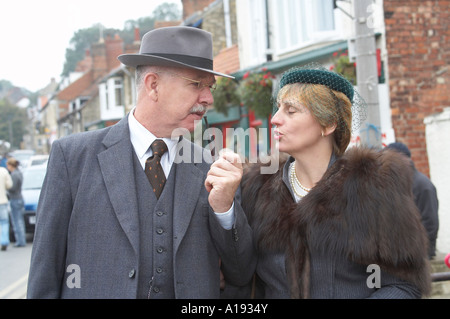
271;0;339;55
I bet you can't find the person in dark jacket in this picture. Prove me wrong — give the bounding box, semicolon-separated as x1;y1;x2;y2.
241;63;431;299
386;142;439;259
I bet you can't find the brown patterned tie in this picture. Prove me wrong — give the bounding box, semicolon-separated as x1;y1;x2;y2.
145;139;168;199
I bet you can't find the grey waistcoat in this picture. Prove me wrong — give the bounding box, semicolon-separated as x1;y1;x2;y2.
134;154;176;299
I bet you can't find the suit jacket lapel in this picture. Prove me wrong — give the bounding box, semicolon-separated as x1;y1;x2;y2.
98;117;140;254
173;138;205;253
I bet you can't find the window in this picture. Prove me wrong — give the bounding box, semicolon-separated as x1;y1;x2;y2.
249;0;268;64
79;98;89;107
272;0;337;54
105;85;109;110
239;0;269;68
99;77;126;120
100;77;124;111
113;79;123;107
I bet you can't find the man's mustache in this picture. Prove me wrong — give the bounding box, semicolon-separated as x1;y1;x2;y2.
189;105;208;114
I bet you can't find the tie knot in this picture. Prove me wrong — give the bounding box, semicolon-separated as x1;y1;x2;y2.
150;139;168;157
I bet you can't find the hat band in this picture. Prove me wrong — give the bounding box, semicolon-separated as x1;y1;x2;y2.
142;53;213;70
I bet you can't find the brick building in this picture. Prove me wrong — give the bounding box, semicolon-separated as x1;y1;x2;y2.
384;0;449;177
55;34;125;136
181;0;216;20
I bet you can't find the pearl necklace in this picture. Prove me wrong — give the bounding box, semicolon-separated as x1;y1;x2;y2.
289;162;311;198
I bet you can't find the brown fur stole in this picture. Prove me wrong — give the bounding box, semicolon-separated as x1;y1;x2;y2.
241;147;431;298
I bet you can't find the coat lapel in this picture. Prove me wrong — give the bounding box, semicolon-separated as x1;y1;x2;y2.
172;138;206;253
97;117;140;254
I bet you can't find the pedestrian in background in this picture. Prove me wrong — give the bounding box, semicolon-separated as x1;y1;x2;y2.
0;165;13;251
386;142;439;259
0;153;9;168
6;158;26;247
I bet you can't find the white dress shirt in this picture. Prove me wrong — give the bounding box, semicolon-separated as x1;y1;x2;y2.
128;109;235;229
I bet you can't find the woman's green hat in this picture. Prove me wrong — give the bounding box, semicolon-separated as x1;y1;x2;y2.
279;67;354;102
276;62;367;133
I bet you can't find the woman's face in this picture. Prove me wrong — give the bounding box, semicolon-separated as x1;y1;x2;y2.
271;87;323;155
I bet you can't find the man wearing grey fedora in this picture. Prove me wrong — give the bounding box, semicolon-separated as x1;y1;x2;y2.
27;26;256;299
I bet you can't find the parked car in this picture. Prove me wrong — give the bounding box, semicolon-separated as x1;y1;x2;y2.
20;163;47;234
27;154;49;167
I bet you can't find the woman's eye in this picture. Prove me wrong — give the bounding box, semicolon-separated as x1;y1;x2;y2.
287;107;296;114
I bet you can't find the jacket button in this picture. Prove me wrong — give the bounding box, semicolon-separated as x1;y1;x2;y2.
129;269;136;278
233;228;239;242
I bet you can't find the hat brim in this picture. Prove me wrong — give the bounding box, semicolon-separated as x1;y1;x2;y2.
118;54;234;79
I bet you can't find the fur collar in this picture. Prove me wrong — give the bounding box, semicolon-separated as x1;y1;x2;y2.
242;147;431;298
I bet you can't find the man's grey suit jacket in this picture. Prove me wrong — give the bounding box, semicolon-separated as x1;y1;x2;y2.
27;116;256;298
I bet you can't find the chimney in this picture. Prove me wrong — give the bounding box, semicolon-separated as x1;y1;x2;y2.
91;40;107;80
75;48;93;72
134;27;140;44
105;33;123;71
125;27;141;54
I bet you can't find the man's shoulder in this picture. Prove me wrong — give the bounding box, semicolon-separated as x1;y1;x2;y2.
54;124;120;152
413;169;437;192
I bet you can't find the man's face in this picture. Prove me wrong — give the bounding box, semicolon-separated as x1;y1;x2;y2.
153;68;216;136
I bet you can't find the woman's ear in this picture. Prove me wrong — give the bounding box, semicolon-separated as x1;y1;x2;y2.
322;123;337;137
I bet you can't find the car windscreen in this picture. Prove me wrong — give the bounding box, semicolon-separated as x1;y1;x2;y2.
22;168;46;190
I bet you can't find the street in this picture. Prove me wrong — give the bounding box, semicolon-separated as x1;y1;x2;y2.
0;235;33;299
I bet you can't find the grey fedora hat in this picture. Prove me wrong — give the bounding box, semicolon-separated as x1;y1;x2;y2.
118;26;234;79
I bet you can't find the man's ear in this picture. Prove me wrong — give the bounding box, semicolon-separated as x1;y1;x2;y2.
144;72;159;101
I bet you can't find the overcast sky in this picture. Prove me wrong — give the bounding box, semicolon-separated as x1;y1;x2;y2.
0;0;179;92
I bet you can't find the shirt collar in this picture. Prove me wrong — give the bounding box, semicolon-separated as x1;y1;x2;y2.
128;108;178;162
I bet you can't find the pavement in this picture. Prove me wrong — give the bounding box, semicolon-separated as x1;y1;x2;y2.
429;251;450;299
0;238;33;299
